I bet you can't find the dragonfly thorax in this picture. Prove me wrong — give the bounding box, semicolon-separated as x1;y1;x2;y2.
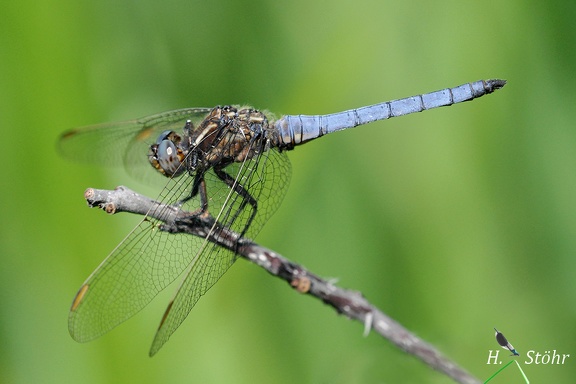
148;106;271;179
189;106;270;165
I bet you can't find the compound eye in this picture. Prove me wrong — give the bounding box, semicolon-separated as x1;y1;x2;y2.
156;138;182;176
156;130;175;144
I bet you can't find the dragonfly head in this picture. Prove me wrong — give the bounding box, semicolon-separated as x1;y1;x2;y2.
148;130;187;177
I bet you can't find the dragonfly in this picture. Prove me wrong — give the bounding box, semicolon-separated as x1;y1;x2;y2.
494;327;520;356
59;79;506;356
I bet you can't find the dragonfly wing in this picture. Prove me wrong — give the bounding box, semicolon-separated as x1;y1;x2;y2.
148;147;291;355
58;108;212;184
69;218;194;342
68;172;202;342
149;239;237;356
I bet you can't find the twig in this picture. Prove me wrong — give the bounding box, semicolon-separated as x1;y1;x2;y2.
84;185;481;384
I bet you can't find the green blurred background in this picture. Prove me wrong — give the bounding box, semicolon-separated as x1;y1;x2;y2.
1;0;575;382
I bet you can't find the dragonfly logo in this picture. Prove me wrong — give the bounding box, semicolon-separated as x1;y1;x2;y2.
493;328;519;356
484;328;529;383
485;327;571;383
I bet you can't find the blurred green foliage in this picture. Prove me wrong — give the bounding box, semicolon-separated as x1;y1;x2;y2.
1;0;575;383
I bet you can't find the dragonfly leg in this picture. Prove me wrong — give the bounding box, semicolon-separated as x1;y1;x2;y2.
177;172;209;217
194;176;209;216
214;166;257;237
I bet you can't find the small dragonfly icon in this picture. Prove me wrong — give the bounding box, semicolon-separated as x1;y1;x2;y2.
494;327;520;356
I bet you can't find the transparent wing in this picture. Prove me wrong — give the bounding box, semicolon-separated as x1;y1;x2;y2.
148;146;291;356
68;215;195;342
68;132;291;353
58;108;212;183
